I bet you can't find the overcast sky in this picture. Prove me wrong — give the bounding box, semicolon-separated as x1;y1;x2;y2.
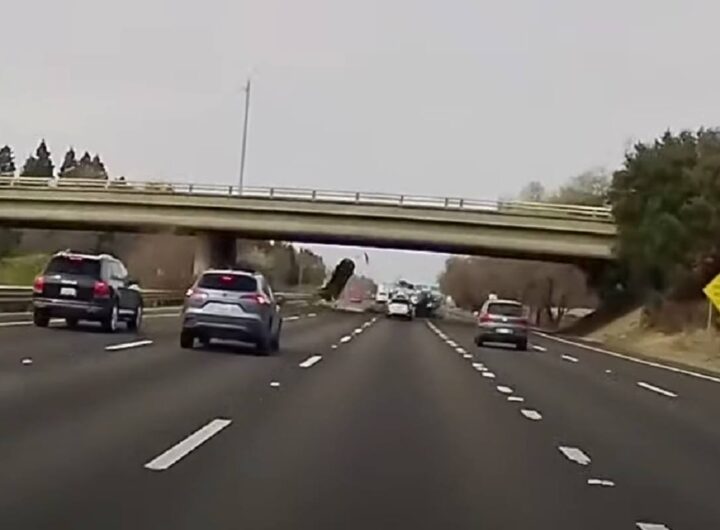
2;0;719;282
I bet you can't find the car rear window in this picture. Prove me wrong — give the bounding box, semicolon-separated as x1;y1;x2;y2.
198;273;257;292
488;303;524;317
390;298;409;305
45;256;101;278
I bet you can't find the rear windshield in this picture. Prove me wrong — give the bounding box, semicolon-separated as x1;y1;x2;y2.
487;303;524;317
45;256;101;278
198;273;257;292
390;298;409;305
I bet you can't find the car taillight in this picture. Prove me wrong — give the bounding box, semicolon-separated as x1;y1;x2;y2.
93;280;111;298
242;293;271;305
33;276;45;294
518;318;529;327
479;313;494;323
186;288;208;307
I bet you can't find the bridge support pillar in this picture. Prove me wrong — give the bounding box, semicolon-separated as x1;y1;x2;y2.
193;232;237;275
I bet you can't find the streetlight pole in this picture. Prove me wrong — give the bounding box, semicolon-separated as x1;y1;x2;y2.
239;78;251;191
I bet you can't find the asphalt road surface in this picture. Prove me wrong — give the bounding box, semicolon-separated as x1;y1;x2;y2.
0;309;718;529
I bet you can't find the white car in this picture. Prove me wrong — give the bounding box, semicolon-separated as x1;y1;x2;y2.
387;297;414;320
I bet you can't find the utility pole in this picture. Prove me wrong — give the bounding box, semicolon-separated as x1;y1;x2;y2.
239;78;251;190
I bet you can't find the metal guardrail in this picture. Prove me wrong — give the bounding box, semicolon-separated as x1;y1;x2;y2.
0;176;613;221
0;286;312;311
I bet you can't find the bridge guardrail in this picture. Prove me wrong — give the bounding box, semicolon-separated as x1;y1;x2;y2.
0;176;613;221
0;286;313;312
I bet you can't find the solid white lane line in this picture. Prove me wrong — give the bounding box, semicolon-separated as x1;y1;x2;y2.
507;396;524;402
340;336;352;344
536;331;720;385
587;478;615;487
558;446;591;466
636;524;672;530
482;372;496;378
637;381;678;398
105;339;154;352
561;354;579;363
144;418;232;471
520;409;542;421
496;386;513;394
284;316;300;322
532;345;547;352
299;355;323;368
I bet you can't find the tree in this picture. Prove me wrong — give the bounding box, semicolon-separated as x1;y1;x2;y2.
20;140;54;177
58;147;78;177
549;170;610;206
518;181;546;202
0;145;16;176
608;128;720;306
91;154;108;179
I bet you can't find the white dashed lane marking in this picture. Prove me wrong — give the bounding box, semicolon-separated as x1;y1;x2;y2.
587;478;615;487
558;446;591;466
299;355;323;368
340;336;352;344
507;396;524;402
636;524;672;530
482;372;496;379
144;418;232;471
561;355;579;363
283;316;300;322
496;386;513;394
637;381;678;398
105;339;154;352
520;409;542;421
270;381;281;388
532;345;547;352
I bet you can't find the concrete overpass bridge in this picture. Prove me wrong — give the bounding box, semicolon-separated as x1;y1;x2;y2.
0;177;616;272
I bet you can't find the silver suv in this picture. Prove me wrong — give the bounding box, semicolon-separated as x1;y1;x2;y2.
180;269;282;354
474;298;529;351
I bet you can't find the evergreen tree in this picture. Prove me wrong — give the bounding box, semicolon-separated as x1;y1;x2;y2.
20;155;38;176
91;154;108;179
0;145;16;176
59;147;78;177
33;139;54;177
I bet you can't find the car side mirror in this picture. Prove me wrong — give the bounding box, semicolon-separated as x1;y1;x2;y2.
275;294;286;305
127;278;139;287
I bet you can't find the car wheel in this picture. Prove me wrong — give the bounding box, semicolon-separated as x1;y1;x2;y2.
103;302;119;333
127;304;143;332
33;310;50;328
255;333;272;356
65;317;78;328
180;330;195;349
271;327;281;352
516;340;528;351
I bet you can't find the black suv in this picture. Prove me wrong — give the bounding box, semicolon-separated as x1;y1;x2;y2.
32;250;144;332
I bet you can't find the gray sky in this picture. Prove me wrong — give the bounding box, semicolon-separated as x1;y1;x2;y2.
2;0;719;281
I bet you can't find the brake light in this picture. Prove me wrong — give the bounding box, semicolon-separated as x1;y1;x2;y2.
93;280;111;298
479;313;494;323
33;276;45;294
242;293;271;305
186;288;208;307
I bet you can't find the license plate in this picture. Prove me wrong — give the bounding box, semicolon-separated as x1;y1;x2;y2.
497;328;513;334
60;287;77;297
204;303;242;315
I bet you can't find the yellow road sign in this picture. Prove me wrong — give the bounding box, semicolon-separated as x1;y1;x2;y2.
703;273;720;312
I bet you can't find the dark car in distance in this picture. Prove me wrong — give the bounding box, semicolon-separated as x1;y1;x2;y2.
32;250;144;332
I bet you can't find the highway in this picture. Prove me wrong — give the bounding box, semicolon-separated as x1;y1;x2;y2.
0;309;718;529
